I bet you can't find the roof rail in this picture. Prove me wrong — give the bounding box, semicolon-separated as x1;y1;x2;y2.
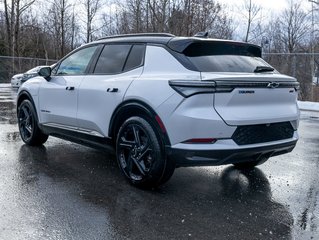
98;33;175;41
194;32;209;38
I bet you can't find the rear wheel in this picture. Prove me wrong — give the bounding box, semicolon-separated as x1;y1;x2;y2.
17;100;48;146
116;116;175;188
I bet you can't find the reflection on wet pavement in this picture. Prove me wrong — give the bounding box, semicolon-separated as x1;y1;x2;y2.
0;85;17;124
0;84;318;240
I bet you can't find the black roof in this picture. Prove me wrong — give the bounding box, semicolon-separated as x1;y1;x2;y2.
95;33;175;45
89;33;261;56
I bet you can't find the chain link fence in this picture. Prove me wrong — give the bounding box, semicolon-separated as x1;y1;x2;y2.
0;56;57;83
263;53;319;102
0;54;318;101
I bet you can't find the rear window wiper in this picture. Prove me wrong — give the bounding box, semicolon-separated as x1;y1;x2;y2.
254;66;274;73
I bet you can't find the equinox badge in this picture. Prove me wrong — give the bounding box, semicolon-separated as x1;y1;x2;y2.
267;82;280;89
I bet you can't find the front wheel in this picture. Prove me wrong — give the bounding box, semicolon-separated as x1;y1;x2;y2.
116;116;175;188
17;99;48;146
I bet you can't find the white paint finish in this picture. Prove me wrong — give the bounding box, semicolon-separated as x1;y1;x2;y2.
156;93;236;145
203;73;300;125
142;45;197;75
124;45;200;110
38;75;84;127
77;68;143;137
18;77;44;121
214;88;299;125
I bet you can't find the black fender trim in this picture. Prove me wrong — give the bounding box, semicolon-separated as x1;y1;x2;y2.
109;100;171;146
16;90;40;122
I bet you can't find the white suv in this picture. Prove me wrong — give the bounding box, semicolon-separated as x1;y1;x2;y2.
16;33;300;187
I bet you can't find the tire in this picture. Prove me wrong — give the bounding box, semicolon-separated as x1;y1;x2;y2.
17;99;48;146
233;156;269;169
116;116;175;188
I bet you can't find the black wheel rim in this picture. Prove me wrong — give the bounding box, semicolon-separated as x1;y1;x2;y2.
18;104;33;141
118;124;153;181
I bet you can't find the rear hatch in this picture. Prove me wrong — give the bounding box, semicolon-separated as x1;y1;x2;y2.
181;39;299;126
201;73;299;126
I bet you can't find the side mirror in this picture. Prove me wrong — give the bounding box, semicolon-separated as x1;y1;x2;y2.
38;67;51;80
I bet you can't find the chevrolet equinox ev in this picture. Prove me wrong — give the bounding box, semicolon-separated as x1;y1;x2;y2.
16;33;300;187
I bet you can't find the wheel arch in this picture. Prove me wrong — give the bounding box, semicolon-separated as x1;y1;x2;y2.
17;91;39;121
109;100;171;147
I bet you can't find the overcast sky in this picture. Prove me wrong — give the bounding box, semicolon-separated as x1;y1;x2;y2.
218;0;314;41
219;0;313;11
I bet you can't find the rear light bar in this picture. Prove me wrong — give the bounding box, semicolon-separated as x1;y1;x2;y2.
168;80;233;97
169;80;300;98
183;138;217;144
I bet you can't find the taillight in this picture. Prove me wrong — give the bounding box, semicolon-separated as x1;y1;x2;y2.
155;115;166;133
169;80;233;97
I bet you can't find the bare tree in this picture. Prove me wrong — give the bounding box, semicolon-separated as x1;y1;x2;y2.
241;0;261;42
46;0;74;58
3;0;35;56
265;1;311;100
279;0;309;53
83;0;101;43
108;0;233;38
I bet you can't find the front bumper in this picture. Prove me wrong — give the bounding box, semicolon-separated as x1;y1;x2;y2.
167;139;298;167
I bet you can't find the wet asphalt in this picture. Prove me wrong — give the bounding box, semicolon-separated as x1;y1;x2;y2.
0;84;318;240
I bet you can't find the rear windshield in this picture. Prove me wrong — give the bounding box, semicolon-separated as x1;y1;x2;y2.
184;42;274;73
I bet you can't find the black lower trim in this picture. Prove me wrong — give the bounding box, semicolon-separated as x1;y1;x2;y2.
167;140;297;167
232;122;294;145
40;125;115;152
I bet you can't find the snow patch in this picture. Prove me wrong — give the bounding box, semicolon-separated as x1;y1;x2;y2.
298;101;319;112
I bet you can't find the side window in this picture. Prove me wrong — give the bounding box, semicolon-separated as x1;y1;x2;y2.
94;45;131;74
124;44;146;71
56;46;98;75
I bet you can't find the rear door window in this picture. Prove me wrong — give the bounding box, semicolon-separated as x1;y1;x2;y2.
94;44;146;74
124;45;146;71
94;45;131;74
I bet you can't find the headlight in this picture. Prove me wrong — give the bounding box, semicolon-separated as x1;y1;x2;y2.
22;73;38;82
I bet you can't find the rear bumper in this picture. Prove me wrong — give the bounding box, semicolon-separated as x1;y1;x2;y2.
167;139;297;167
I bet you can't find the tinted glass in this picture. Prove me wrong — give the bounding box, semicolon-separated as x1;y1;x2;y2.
56;46;98;75
94;45;131;74
124;45;146;71
184;42;274;73
188;55;273;73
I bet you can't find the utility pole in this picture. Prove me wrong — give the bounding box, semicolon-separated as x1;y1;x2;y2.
308;0;319;100
308;0;319;86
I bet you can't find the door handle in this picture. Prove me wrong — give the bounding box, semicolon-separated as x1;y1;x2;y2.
107;88;118;93
66;86;75;91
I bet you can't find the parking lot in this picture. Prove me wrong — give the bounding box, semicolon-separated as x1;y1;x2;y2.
0;84;318;240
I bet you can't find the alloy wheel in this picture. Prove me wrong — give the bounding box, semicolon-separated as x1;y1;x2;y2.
18;104;33;141
117;124;154;181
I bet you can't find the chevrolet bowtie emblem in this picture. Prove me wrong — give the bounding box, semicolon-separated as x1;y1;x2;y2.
267;82;280;88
